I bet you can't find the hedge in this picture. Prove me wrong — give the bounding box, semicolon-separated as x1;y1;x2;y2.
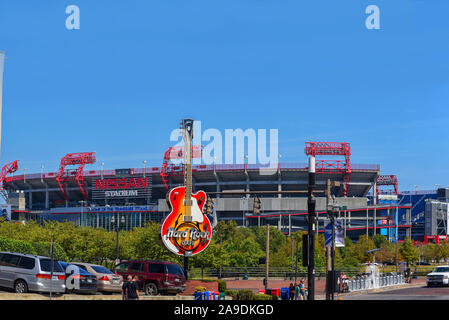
217;280;227;292
0;237;68;261
32;241;68;261
0;237;37;255
236;289;254;300
253;294;275;300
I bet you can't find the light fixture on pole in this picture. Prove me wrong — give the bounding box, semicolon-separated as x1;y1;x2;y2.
101;162;104;180
111;213;126;265
143;160;147;178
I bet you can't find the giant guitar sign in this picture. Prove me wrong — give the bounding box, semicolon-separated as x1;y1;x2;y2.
160;119;212;256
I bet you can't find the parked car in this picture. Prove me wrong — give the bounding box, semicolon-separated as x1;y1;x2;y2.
59;261;98;294
426;265;449;287
416;261;431;266
71;262;122;293
113;260;186;296
0;251;66;294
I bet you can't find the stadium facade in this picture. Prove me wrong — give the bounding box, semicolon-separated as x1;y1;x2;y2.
4;155;418;242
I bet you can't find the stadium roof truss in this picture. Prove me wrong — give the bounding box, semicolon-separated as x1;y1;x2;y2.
0;160;18;200
56;152;96;201
305;142;352;196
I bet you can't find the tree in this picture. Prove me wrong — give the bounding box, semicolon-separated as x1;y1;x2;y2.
373;235;389;249
399;238;418;264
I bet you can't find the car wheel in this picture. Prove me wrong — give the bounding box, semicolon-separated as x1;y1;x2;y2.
144;282;158;296
14;280;28;294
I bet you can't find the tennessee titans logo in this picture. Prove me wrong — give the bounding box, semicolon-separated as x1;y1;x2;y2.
0;209;9;221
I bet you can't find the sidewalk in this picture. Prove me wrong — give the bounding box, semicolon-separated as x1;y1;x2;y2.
223;277;427;299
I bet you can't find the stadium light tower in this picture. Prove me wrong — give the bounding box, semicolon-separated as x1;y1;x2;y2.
0;51;5;159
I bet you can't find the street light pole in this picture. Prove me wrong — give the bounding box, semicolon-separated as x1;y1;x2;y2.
111;213;125;265
307;156;316;300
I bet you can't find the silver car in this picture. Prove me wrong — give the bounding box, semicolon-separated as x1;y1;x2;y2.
0;252;66;294
71;262;123;293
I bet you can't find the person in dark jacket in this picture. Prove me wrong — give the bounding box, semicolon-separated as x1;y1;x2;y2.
122;275;132;300
289;283;295;300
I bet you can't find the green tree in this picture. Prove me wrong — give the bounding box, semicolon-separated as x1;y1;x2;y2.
399;238;418;264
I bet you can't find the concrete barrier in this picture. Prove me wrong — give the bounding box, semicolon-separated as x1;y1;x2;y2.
0;293;197;300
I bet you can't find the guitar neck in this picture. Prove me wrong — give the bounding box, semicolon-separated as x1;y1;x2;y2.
182;119;194;218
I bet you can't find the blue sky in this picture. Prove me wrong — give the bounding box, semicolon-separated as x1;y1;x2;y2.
0;0;448;190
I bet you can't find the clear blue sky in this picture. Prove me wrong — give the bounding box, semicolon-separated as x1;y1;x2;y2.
0;0;448;190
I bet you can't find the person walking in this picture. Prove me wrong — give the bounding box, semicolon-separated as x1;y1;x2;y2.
122;275;132;300
299;279;306;300
126;275;140;300
294;282;300;300
288;283;295;300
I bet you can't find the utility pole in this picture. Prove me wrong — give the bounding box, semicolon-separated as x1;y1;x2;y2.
326;179;331;300
396;205;399;273
265;224;270;292
0;51;5;158
307;156;316;300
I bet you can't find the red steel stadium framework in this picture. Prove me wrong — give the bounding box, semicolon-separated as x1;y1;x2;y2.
305;142;351;196
56;152;96;202
160;145;202;190
376;175;399;196
0;160;18;200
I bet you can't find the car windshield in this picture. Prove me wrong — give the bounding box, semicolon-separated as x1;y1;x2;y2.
91;265;113;274
67;264;91;275
39;259;64;272
433;267;449;273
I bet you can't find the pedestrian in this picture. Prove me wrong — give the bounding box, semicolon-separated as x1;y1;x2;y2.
122;275;132;300
294;282;300;300
299;279;306;300
126;275;140;300
288;283;295;300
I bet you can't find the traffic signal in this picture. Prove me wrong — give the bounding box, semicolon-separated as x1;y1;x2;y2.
205;195;214;215
253;196;261;215
302;234;309;267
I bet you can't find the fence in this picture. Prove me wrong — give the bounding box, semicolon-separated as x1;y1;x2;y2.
346;274;403;291
188;267;365;280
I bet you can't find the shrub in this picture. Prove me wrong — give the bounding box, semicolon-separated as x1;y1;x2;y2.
252;294;273;300
225;290;238;300
0;237;37;255
217;280;227;292
195;286;207;293
32;242;68;261
237;289;254;300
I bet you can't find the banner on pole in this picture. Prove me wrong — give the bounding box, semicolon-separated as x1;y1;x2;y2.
325;219;345;247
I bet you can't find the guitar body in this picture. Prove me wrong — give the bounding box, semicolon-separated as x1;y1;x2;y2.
161;186;212;256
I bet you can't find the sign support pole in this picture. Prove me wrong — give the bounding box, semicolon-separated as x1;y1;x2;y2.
307;156;316;300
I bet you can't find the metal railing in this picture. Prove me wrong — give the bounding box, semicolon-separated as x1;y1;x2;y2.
188;267;365;280
346;274;403;291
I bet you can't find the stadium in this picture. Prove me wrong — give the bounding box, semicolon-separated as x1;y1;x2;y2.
1;141;427;242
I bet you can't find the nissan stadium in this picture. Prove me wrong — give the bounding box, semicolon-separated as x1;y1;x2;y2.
1;141;424;242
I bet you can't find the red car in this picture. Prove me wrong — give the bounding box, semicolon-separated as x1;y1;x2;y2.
113;260;186;295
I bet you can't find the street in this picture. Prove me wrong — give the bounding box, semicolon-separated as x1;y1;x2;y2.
341;284;449;300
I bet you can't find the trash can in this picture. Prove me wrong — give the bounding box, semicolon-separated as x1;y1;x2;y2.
258;289;265;294
280;287;289;300
194;292;204;300
220;292;226;300
265;288;272;295
271;288;280;297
